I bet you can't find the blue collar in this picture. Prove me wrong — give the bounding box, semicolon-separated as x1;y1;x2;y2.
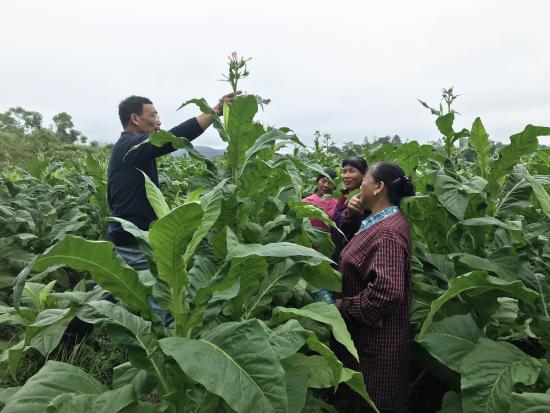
357;206;400;234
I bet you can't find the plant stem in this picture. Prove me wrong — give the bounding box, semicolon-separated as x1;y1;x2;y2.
151;356;171;396
172;270;188;337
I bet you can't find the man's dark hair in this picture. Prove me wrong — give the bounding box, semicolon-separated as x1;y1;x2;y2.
118;96;153;128
316;169;337;183
370;162;415;205
341;157;368;174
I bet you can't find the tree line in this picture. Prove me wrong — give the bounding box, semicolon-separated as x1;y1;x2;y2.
0;106;100;165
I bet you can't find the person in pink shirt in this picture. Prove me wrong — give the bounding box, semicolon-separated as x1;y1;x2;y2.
302;170;338;231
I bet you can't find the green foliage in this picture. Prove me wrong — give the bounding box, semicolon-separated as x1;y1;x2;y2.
2;71;550;412
410;89;550;411
1;57;377;412
0;107;92;165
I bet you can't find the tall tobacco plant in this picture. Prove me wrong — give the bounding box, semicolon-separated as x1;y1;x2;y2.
0;55;376;412
367;91;550;412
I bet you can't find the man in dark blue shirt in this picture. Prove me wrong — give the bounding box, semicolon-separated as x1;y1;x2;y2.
107;94;231;246
106;94;233;324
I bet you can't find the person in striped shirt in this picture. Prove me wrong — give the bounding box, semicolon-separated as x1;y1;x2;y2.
333;162;415;413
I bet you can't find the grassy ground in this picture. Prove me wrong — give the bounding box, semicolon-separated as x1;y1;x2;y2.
0;325;127;404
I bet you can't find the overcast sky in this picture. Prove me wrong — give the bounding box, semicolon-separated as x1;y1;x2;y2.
1;0;549;148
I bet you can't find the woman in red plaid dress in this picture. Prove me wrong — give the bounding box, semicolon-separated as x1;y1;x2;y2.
334;162;415;413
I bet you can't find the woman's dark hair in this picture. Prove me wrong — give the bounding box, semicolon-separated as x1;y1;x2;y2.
316;169;337;183
118;95;153;128
370;162;415;205
342;157;368;174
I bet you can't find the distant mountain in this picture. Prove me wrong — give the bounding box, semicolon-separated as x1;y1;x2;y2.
173;146;226;159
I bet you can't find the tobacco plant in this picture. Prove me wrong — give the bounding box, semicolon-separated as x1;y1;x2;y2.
0;55;375;413
365;92;550;412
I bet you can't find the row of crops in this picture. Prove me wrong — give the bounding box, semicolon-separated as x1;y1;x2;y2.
1;66;550;411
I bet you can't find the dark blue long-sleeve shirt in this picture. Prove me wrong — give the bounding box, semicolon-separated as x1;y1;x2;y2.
106;118;204;246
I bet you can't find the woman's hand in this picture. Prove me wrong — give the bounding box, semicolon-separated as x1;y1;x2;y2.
347;194;363;216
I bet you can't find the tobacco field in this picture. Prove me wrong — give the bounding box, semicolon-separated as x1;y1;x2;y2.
1;57;550;413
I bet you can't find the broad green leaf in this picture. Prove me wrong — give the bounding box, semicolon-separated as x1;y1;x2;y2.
150;202;203;286
185;187;203;203
419;271;538;338
509;392;550;413
182;180;225;268
240;129;302;175
265;319;310;360
493;173;531;218
461;216;522;231
489;125;550;193
298;260;342;292
436;113;455;139
244;260;303;319
458;252;519;281
28;308;70;328
282;354;334;388
148;129;217;171
418;314;480;372
0;271;16;289
1;361;107;413
0;387;20;405
305;334;343;388
272;302;359;361
49;288;105;306
7;340;25;378
524;173;550;219
303;162;335;182
339;367;379;413
28;236;152;316
283;355;377;412
178;98;229;141
461;338;541;413
283;368;308;413
435;174;487;220
302;225;336;261
226;227;331;262
149;202;203;332
112;363;156;396
108;217;152;257
285;161;303;197
86;300;168;390
27;157;49;179
26;308;73;357
159;319;288;413
227;95;260;173
87;301;158;356
20;281;46;310
509;164;550;219
230;256;268;317
139;170;170;219
436;391;462;413
389;141;435;176
182;257;264;334
188;255;218;296
469;117;491;179
3;247;35;270
47;384;136;413
290;201;338;229
239;158;276;199
520;272;550;320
